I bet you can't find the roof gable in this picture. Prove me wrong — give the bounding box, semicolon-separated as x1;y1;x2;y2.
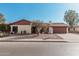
9;19;31;25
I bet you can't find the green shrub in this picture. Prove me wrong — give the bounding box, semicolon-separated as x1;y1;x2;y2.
0;24;10;32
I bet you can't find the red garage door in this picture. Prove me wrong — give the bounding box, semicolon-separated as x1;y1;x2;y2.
53;26;67;33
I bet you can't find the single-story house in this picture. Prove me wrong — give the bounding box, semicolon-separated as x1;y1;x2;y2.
9;19;69;34
9;19;32;34
48;23;69;33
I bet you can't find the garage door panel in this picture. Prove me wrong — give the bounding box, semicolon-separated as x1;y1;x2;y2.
53;27;66;33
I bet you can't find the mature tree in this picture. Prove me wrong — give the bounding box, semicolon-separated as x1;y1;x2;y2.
0;13;5;23
64;10;79;32
0;13;9;32
42;23;49;34
0;24;10;32
32;20;43;35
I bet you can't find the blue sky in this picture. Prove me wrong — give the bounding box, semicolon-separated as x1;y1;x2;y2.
0;3;79;23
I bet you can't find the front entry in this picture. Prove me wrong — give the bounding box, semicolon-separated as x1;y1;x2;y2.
12;26;18;34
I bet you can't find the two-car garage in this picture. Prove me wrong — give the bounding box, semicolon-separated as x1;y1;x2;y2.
53;26;67;33
49;23;68;33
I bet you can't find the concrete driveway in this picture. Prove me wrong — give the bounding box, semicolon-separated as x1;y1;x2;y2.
0;34;65;42
57;33;79;42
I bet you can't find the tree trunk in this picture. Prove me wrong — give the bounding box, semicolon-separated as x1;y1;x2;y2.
70;26;75;32
36;27;41;36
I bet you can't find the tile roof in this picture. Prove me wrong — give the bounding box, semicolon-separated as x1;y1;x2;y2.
49;23;68;27
9;19;31;25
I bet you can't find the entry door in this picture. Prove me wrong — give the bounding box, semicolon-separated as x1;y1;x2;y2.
12;26;18;33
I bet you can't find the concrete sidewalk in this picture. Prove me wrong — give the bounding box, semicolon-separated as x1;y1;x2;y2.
0;39;67;42
0;37;67;42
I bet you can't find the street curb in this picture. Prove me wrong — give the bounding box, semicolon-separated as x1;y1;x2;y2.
0;40;68;42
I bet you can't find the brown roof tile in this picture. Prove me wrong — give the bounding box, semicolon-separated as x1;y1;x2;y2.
9;19;31;25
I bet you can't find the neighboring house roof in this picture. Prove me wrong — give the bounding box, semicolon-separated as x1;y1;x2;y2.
73;25;79;28
49;23;68;27
9;19;31;25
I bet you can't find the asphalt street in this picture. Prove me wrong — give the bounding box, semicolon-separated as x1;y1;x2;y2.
0;42;78;56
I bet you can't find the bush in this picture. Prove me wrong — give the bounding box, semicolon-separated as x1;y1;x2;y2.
0;24;10;33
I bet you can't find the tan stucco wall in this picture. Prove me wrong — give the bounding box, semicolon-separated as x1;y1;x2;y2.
48;27;53;34
10;25;32;34
75;27;79;32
